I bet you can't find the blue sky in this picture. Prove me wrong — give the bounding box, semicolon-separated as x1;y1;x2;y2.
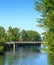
0;0;44;34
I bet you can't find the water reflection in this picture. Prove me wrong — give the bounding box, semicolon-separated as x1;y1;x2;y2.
0;46;48;65
0;56;5;65
48;52;54;65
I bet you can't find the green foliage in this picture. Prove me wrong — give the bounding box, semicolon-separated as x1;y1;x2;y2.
0;26;6;54
13;27;20;41
0;26;6;39
0;38;5;46
0;26;41;42
35;0;54;48
35;0;54;65
7;26;14;41
0;46;4;54
21;30;29;41
7;26;20;41
48;52;54;65
21;30;41;41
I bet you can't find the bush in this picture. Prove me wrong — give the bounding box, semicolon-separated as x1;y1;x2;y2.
0;46;4;54
0;38;5;55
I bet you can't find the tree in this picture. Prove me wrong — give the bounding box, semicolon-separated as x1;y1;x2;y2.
0;26;6;54
7;26;20;41
35;0;54;65
21;30;41;41
13;27;20;41
21;30;29;41
7;26;14;41
27;30;41;41
0;26;6;40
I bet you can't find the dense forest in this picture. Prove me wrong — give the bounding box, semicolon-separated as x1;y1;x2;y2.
0;26;41;54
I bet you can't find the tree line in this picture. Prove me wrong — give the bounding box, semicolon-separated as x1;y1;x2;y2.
0;26;41;42
0;26;41;54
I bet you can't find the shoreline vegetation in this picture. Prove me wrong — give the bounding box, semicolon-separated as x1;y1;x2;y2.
0;26;41;55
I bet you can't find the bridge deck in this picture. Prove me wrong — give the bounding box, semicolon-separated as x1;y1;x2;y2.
6;41;45;44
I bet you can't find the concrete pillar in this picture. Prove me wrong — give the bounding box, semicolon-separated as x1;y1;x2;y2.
13;43;15;53
41;43;43;52
41;44;43;48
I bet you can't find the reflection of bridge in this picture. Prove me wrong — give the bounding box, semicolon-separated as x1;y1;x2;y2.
6;42;46;52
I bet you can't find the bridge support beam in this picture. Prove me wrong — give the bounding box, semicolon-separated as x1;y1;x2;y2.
41;43;43;48
13;43;15;53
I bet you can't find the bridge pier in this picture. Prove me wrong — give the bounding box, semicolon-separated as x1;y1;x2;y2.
41;44;43;48
13;43;15;53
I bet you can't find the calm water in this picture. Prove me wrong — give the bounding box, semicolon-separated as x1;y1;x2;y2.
0;46;49;65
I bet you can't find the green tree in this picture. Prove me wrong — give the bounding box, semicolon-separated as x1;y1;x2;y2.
21;30;29;41
35;0;54;65
0;26;6;40
48;52;54;65
13;27;20;41
7;26;20;41
21;30;41;41
7;26;14;41
27;30;41;41
0;26;6;54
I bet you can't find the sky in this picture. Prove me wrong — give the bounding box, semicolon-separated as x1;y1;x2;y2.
0;0;44;34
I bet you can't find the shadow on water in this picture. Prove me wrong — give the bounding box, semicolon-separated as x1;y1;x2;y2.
16;44;41;52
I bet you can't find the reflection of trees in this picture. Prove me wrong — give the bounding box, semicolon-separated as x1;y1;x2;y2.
0;56;5;65
48;52;54;65
47;43;54;65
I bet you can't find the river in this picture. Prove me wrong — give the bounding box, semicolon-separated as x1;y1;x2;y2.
0;46;49;65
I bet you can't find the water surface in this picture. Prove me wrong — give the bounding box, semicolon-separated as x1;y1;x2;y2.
0;46;49;65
